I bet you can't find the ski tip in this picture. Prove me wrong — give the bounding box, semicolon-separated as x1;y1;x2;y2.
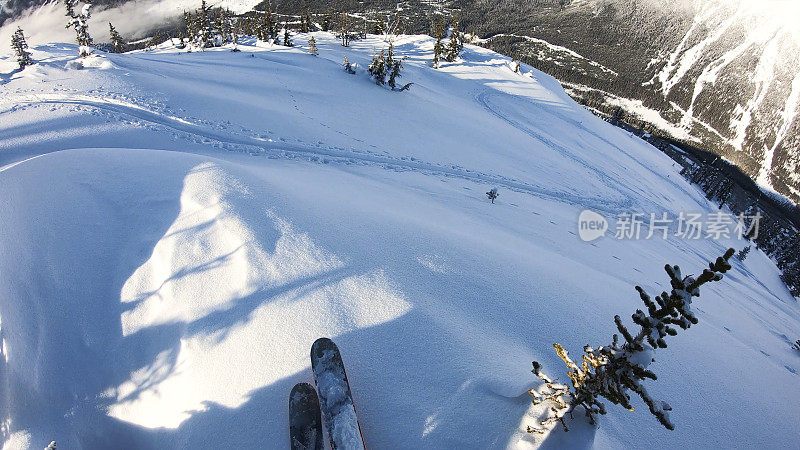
290;382;317;398
311;337;337;359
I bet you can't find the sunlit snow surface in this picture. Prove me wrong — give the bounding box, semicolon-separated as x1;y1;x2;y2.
0;34;798;449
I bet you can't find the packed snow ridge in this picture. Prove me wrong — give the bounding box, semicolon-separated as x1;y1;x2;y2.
0;32;798;449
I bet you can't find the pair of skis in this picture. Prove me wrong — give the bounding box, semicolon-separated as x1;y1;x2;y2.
289;338;365;450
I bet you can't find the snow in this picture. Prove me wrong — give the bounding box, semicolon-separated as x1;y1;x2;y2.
1;33;799;449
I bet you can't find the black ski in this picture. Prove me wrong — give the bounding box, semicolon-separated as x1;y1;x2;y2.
310;337;366;450
289;382;323;450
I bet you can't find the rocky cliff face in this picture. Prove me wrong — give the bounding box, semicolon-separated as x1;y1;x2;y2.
459;0;800;203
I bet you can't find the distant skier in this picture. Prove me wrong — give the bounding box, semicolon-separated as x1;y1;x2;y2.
486;188;499;203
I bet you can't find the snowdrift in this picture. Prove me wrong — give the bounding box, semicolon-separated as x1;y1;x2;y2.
1;33;799;449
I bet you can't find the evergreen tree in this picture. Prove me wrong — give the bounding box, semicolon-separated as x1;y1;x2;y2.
432;17;444;69
395;14;406;35
182;10;196;46
368;50;387;85
444;16;462;62
300;9;312;33
196;0;213;48
386;43;403;90
343;56;355;74
321;12;331;32
372;13;384;35
486;188;499;203
11;27;33;69
258;10;276;42
230;12;241;51
530;249;735;432
108;22;125;53
736;245;751;261
65;0;93;55
282;21;292;46
308;36;318;55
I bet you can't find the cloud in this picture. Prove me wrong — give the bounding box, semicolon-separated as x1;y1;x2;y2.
0;0;259;54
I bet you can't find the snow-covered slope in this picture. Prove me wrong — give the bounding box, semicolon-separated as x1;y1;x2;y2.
471;0;800;203
1;34;798;449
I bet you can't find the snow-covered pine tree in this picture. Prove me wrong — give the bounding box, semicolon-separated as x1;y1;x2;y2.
737;245;751;261
386;43;404;90
259;10;276;42
11;27;33;69
64;0;93;56
486;188;499;203
432;17;444;69
196;0;213;48
388;59;403;90
444;16;462;62
530;248;735;432
230;13;242;52
308;36;318;55
182;10;195;46
108;22;125;53
368;50;387;85
385;41;394;69
217;8;234;45
282;21;293;46
343;56;355;74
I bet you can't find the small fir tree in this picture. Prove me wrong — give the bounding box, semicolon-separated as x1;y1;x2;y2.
282;21;293;46
182;10;195;46
343;56;355;74
432;17;444;69
308;36;318;55
530;249;735;432
486;188;499;203
65;0;93;56
444;16;462;62
11;27;33;69
196;0;213;48
737;245;751;261
300;9;311;33
368;50;387;85
386;43;403;90
108;22;125;53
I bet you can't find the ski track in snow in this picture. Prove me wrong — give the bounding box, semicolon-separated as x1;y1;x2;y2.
474;89;700;211
0;93;632;214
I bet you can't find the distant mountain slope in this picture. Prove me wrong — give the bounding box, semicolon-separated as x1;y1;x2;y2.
457;0;800;203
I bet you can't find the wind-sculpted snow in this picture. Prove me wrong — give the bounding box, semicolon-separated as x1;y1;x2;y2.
0;34;799;449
